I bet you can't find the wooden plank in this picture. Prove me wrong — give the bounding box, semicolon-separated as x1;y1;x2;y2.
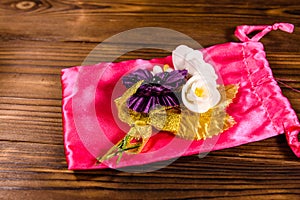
0;0;299;199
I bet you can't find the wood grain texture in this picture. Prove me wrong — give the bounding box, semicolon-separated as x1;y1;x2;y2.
0;0;299;199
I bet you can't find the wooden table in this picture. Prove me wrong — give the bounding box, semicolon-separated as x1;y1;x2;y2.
0;0;299;199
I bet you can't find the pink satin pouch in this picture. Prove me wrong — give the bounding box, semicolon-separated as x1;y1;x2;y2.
61;23;300;170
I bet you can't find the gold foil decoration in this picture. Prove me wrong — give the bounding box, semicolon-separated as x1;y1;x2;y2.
105;81;152;161
149;106;181;133
98;83;238;164
115;83;238;141
175;84;238;140
126;123;152;153
104;82;239;165
115;81;146;125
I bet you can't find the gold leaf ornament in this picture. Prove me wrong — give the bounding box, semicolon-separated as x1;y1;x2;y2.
98;83;238;164
175;84;239;140
115;83;239;140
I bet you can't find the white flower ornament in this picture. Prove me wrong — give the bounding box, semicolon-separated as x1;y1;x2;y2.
172;45;221;113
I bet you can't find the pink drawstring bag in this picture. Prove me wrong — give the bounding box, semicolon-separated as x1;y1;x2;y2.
61;23;300;170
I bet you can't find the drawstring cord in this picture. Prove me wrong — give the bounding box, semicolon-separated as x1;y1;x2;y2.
276;78;300;93
234;23;294;42
235;23;299;157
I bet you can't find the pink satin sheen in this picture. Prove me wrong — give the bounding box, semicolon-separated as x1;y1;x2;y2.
286;126;300;157
61;23;300;170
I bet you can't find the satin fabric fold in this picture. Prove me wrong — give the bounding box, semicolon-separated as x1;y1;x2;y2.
61;23;299;170
285;125;300;157
234;23;294;42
